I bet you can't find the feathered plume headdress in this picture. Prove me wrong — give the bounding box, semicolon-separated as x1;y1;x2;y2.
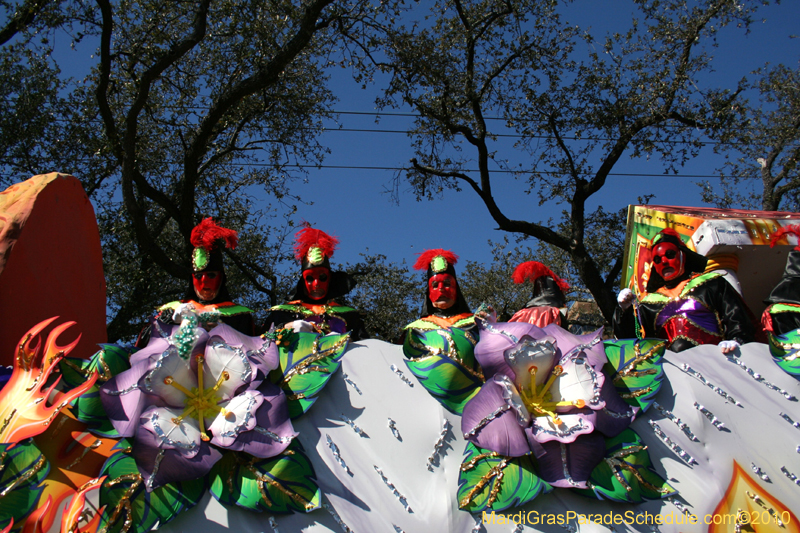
294;225;339;268
652;227;683;247
771;225;800;251
512;261;570;293
414;249;458;274
190;218;238;272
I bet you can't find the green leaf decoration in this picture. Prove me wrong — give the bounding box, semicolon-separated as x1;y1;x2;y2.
208;443;321;514
403;327;483;414
192;247;209;271
457;442;550;512
59;345;133;437
573;428;677;502
98;445;205;533
0;440;50;531
767;330;800;379
272;331;349;418
307;246;324;265
603;338;667;411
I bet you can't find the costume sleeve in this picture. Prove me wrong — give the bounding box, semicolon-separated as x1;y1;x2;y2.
613;305;637;339
710;277;756;344
134;310;172;348
259;309;297;334
343;310;369;342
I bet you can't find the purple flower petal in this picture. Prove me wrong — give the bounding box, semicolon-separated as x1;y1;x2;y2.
207;323;275;367
461;379;533;457
543;325;607;370
229;381;297;458
591;378;637;438
474;321;546;380
100;360;152;438
129;325;176;366
133;421;222;491
534;433;605;489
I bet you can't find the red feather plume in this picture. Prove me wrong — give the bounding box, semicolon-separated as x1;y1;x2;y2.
294;226;339;261
512;261;570;292
414;249;458;271
190;218;238;252
771;224;800;251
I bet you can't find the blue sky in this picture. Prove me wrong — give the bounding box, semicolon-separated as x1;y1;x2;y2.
287;1;800;275
22;1;800;279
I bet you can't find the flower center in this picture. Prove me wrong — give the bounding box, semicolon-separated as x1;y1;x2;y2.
519;365;586;426
164;354;230;441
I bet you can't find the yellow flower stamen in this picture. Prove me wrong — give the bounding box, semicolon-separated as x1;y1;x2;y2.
196;355;205;395
164;376;195;398
209;371;230;394
522;364;576;424
534;365;562;401
167;356;236;444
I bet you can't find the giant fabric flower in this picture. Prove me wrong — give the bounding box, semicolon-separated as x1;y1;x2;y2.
101;319;296;490
461;321;635;488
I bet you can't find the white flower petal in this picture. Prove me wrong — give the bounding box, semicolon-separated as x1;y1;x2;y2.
208;391;263;448
503;335;558;392
204;338;253;401
142;347;196;407
550;359;598;406
142;406;202;457
493;374;531;426
531;413;594;443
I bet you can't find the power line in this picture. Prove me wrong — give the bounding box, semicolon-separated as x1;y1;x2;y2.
237;162;752;179
320;126;721;145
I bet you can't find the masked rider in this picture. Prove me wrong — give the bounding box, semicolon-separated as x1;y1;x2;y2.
136;218;255;346
615;228;755;354
403;249;474;334
508;261;569;327
263;226;367;340
763;225;800;337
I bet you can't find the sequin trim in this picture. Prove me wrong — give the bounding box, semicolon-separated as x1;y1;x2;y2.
494;374;531;427
531;416;588;439
253;425;295;444
560;443;581;487
463;404;511;439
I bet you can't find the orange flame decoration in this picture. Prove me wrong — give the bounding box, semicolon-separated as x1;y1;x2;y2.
60;477;106;533
710;460;799;533
1;519;12;533
0;317;98;443
30;410;121;533
20;496;50;533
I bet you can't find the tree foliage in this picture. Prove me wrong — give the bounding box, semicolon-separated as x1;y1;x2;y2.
343;253;417;342
0;0;379;341
357;0;761;322
701;63;800;211
459;239;539;322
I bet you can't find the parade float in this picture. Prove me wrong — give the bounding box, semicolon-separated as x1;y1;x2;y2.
1;175;800;533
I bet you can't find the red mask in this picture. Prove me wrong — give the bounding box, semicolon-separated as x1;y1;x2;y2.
304;266;330;301
193;271;223;302
429;273;457;310
652;242;685;281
